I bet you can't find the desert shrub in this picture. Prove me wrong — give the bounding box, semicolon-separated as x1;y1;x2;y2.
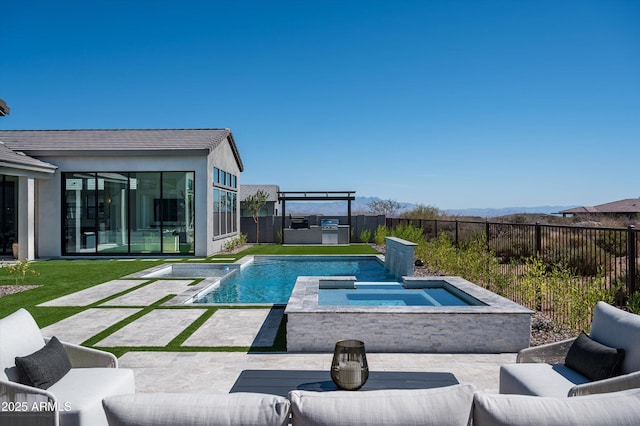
495;238;536;264
3;260;39;285
223;234;247;252
390;223;424;244
542;243;611;277
374;225;387;246
359;229;371;243
594;230;627;256
415;232;508;294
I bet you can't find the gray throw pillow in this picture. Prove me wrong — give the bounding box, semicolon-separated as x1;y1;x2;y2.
15;336;72;389
565;332;624;381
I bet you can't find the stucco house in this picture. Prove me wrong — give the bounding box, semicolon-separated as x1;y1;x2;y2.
560;198;640;220
239;184;280;217
0;129;243;259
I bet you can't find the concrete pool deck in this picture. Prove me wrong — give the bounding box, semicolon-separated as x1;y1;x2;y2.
120;351;516;394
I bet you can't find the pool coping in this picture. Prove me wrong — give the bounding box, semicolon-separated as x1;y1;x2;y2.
285;275;533;353
285;275;534;314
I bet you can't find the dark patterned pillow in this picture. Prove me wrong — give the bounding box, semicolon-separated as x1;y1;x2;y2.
15;336;72;389
565;332;625;381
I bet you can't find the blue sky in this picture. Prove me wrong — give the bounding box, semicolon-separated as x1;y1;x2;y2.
1;0;638;209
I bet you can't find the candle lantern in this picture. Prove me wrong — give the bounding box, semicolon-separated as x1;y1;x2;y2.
330;339;369;390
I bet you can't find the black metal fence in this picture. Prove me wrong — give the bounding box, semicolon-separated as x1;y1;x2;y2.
387;218;639;304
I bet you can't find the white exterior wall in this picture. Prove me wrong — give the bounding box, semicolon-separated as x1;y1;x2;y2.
208;139;242;254
32;153;217;257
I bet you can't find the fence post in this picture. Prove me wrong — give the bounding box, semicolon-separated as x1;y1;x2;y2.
485;221;490;251
435;219;439;238
535;222;542;256
628;225;637;295
455;220;459;247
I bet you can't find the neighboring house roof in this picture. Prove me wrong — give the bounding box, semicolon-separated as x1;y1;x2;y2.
0;98;9;116
240;184;280;202
560;198;640;215
0;141;57;175
0;129;244;171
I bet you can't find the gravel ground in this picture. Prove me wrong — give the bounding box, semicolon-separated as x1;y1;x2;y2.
0;285;40;298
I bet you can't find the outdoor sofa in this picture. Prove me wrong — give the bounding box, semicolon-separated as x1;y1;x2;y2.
500;301;640;397
0;308;135;426
101;385;640;426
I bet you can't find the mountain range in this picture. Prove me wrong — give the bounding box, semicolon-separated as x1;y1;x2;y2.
283;196;576;218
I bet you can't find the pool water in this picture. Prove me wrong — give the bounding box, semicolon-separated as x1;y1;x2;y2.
193;256;395;304
318;283;477;307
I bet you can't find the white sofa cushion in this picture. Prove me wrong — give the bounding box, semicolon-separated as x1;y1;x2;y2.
500;363;590;397
50;368;135;426
0;308;46;382
473;388;640;426
289;384;476;426
589;301;640;374
102;393;291;426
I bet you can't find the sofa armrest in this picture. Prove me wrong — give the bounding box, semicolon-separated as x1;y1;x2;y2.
45;337;117;368
516;338;576;364
568;371;640;397
0;379;58;426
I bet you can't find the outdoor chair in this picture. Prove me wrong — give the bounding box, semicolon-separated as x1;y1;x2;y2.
0;308;135;426
500;301;640;397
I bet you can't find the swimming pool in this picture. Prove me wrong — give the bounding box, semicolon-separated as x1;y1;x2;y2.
192;256;394;304
318;282;484;307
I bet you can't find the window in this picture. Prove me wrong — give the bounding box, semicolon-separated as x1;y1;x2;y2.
212;167;238;238
62;171;195;255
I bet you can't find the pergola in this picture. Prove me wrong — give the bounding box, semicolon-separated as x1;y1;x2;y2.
278;191;356;244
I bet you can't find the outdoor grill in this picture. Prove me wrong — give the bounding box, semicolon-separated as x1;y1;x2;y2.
320;219;339;230
290;215;309;229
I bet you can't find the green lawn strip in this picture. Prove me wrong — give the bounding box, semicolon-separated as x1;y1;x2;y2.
167;308;216;347
97;345;252;359
234;244;379;256
80;295;177;349
0;259;165;322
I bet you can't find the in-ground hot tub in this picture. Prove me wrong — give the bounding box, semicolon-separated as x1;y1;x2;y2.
285;276;532;353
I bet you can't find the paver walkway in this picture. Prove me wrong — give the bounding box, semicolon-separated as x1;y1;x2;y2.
96;309;207;347
38;280;147;307
101;279;194;306
40;308;142;344
182;309;283;347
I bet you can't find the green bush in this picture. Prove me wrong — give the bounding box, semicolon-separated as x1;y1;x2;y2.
374;225;387;246
359;229;371;243
390;223;424;244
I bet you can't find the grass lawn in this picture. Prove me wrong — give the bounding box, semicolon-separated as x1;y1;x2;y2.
0;244;380;356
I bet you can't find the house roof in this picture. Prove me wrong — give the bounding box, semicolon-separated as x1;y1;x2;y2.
0;98;9;116
0;129;244;171
0;141;57;175
240;184;281;202
560;198;640;214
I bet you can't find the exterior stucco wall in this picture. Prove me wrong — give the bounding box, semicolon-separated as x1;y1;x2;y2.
208;138;242;254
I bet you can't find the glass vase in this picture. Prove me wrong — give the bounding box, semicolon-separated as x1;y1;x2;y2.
330;339;369;390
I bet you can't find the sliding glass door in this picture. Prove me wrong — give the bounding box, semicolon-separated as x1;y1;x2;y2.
63;171;194;255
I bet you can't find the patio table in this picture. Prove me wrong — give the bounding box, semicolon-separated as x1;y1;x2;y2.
229;369;459;397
